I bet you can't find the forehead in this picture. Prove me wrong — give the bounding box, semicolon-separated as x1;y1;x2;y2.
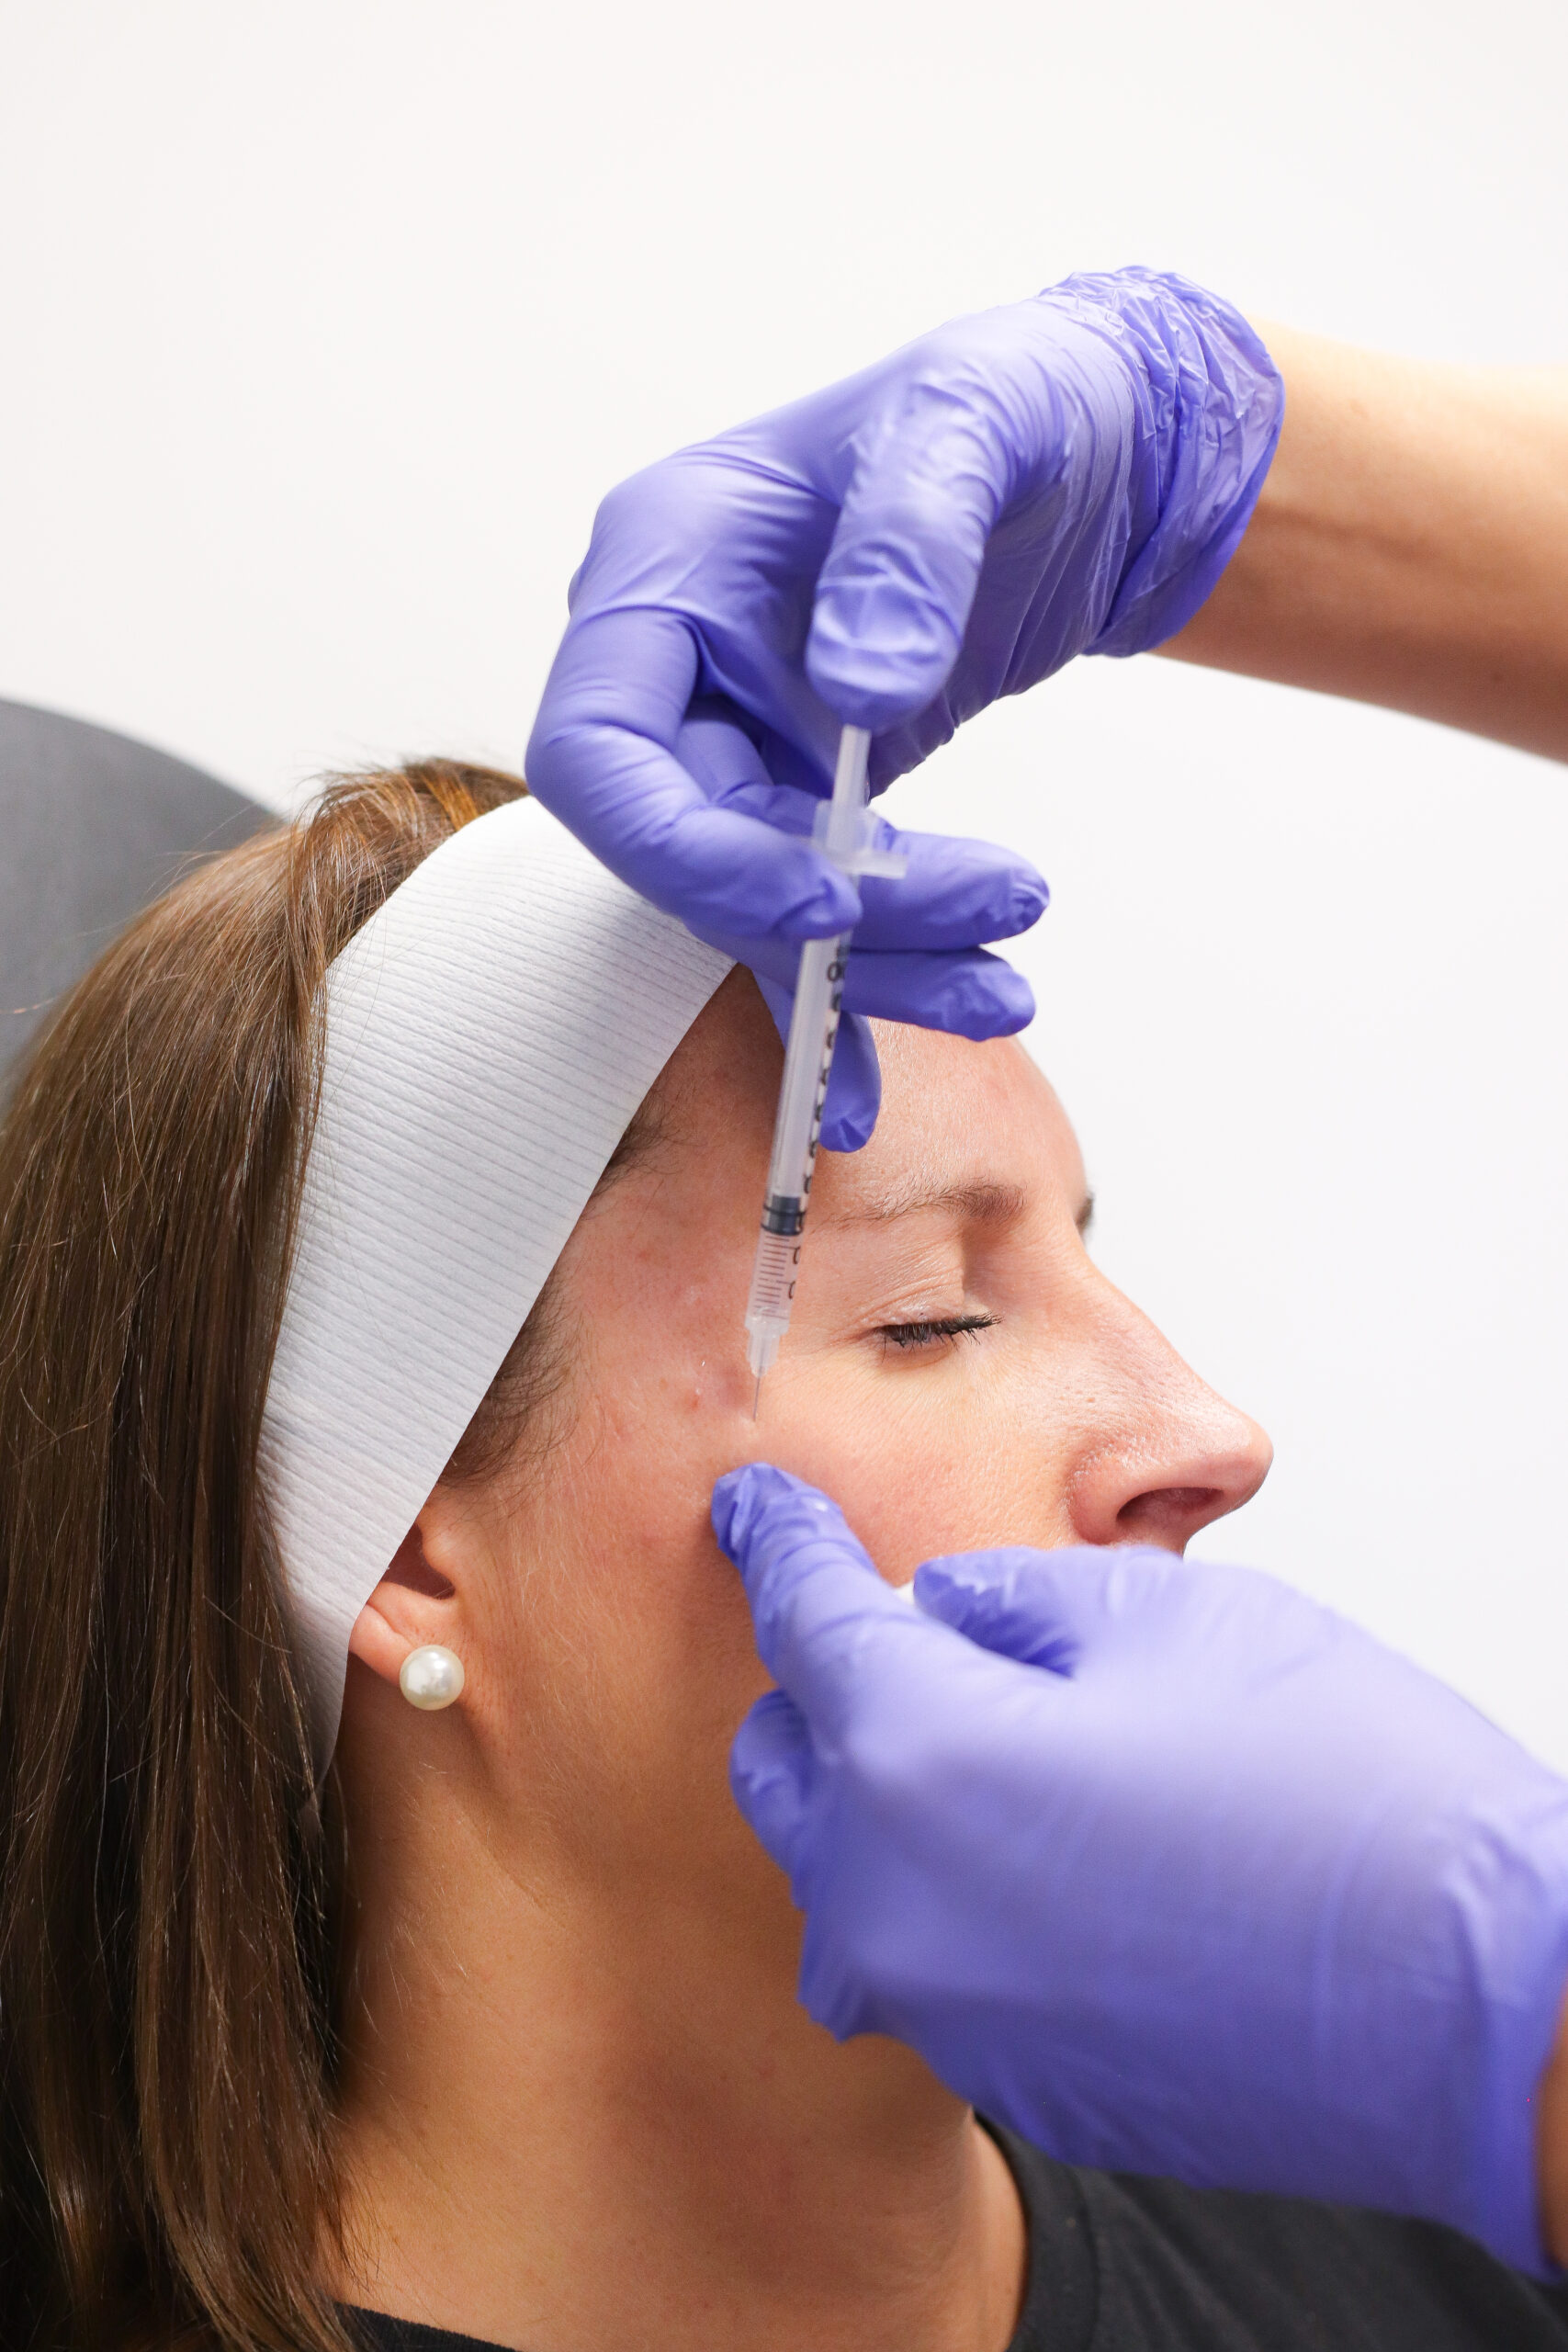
821;1015;1085;1223
653;972;1085;1226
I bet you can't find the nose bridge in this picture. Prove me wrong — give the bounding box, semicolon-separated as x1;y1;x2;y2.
1060;1259;1273;1546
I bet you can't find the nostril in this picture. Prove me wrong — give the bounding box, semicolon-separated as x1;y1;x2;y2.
1072;1395;1271;1553
1116;1487;1224;1544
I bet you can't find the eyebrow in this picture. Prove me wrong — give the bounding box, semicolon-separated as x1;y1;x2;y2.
823;1178;1096;1235
821;1179;1026;1229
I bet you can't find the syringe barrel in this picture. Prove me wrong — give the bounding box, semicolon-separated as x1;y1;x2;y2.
747;1227;799;1314
742;725;872;1395
762;928;850;1208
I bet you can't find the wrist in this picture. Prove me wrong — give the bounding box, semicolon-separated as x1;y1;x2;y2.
1450;1781;1568;2275
1037;267;1283;660
1538;1980;1568;2266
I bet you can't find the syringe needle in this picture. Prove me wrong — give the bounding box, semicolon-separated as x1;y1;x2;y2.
751;1369;762;1421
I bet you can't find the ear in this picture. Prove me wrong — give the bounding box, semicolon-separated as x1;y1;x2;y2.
347;1508;465;1691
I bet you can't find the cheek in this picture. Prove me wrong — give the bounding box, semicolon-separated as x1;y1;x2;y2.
750;1231;1145;1570
483;1382;777;1884
756;1423;1032;1582
739;1339;1089;1579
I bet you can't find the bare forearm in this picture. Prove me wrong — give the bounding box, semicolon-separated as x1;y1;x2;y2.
1538;1987;1568;2265
1163;327;1568;763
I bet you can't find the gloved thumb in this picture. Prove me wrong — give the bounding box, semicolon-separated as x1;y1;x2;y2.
713;1463;924;1736
913;1543;1186;1674
729;1687;816;1886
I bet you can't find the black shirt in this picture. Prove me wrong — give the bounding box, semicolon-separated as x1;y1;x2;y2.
346;2123;1568;2351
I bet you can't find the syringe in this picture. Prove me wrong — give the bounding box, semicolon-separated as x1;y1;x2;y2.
743;724;905;1412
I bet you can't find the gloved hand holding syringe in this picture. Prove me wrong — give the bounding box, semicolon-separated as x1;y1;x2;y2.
743;724;906;1410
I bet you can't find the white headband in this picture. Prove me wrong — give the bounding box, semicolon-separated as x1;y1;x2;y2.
257;795;731;1769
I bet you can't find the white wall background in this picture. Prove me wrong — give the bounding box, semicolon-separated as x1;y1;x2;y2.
2;2;1565;1758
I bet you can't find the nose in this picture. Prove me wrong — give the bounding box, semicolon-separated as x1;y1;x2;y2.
1063;1280;1273;1555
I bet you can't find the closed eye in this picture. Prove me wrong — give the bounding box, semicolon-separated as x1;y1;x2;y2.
877;1313;997;1352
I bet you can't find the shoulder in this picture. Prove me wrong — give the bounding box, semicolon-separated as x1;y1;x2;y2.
343;2311;511;2352
992;2130;1568;2352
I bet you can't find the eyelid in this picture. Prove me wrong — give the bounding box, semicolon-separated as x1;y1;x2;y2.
876;1312;997;1353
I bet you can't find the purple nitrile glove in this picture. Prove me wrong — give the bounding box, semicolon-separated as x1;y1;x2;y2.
527;268;1282;1146
712;1463;1568;2275
670;704;1040;1146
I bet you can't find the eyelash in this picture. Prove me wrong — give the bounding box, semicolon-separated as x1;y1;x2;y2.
877;1313;997;1352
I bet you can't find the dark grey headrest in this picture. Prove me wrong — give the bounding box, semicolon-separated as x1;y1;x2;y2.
0;698;275;1085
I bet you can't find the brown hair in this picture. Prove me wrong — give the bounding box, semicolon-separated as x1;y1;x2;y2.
0;760;536;2350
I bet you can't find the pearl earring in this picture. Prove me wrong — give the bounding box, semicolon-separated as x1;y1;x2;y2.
399;1644;465;1711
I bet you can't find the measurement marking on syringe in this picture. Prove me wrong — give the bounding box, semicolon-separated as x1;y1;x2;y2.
743;728;905;1415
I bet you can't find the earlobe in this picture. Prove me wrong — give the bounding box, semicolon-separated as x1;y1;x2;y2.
398;1645;466;1710
346;1589;420;1690
346;1516;463;1692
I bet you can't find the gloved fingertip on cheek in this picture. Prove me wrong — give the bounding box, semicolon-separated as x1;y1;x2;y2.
710;1463;767;1557
710;1462;817;1562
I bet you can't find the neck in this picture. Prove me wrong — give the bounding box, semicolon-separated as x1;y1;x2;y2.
329;1742;1024;2352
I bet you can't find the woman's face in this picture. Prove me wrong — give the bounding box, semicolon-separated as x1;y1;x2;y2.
425;973;1270;1947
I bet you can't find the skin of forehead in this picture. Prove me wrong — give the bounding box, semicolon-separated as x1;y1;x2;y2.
641;971;1088;1256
